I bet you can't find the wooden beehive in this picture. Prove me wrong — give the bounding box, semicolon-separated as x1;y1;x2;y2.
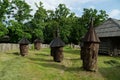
34;39;41;50
50;37;65;62
81;18;100;71
18;38;30;56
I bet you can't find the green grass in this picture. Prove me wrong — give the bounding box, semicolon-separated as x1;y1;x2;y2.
0;46;120;80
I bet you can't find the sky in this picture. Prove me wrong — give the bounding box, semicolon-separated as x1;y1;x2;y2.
25;0;120;19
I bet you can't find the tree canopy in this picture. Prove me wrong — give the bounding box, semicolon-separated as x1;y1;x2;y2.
0;0;109;44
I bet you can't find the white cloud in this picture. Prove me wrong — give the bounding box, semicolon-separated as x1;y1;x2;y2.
109;9;120;19
88;6;95;9
25;0;71;15
26;0;74;9
25;0;99;15
25;0;120;19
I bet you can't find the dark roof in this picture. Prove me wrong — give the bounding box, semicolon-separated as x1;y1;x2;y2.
83;19;100;43
18;38;30;44
50;37;65;47
95;18;120;37
34;39;42;43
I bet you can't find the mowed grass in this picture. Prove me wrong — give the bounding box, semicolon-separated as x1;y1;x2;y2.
0;46;120;80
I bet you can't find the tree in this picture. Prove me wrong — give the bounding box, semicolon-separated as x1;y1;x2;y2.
27;1;47;42
0;0;10;21
44;4;76;43
11;0;32;23
7;0;32;42
8;20;24;42
69;8;108;44
81;8;108;28
69;17;87;44
0;22;8;37
55;4;71;43
0;0;10;38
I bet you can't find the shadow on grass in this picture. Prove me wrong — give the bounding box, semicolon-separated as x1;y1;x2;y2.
6;52;20;56
104;60;120;66
13;52;20;55
38;62;66;70
35;53;50;56
28;57;53;62
66;58;80;61
99;66;120;80
64;49;80;55
34;62;83;72
99;59;120;80
66;67;84;72
28;57;83;72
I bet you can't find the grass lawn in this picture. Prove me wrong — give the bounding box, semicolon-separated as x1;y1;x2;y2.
0;46;120;80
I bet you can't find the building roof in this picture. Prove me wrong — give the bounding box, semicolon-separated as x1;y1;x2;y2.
50;37;65;47
95;18;120;37
18;38;30;44
83;18;100;43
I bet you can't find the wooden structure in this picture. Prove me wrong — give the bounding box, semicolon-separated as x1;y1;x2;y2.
82;18;100;71
50;37;65;62
18;38;30;56
95;18;120;56
34;39;41;50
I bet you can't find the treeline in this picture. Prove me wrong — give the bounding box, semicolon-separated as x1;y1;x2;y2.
0;0;108;44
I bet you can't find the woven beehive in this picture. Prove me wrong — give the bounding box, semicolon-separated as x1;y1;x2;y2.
18;38;30;56
34;39;41;50
50;37;65;62
81;18;100;71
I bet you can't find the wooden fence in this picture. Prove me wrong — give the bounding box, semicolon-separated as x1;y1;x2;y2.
0;43;80;53
0;43;19;52
0;43;50;53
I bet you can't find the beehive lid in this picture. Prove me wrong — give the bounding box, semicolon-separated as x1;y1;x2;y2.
18;38;30;44
50;37;65;47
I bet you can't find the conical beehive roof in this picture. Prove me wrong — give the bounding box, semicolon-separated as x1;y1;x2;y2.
50;37;65;47
83;19;100;43
18;38;30;44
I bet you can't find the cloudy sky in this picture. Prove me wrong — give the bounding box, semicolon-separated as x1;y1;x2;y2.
25;0;120;19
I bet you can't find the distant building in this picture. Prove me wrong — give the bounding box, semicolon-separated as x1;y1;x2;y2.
95;18;120;56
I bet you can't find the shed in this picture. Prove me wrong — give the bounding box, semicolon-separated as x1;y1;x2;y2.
95;18;120;56
18;38;30;56
50;37;65;62
34;38;42;50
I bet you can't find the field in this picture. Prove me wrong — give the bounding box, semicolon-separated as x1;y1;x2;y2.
0;46;120;80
